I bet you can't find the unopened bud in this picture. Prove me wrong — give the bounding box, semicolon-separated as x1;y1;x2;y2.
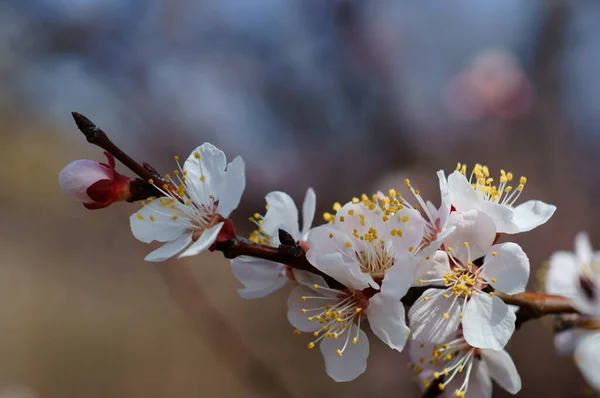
58;152;134;210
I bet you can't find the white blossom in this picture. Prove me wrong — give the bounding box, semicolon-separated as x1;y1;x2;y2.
409;335;521;397
129;143;245;262
230;188;316;299
447;163;555;234
409;210;529;350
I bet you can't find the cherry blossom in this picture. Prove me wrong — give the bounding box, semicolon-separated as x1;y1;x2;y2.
409;210;529;350
409;335;521;397
447;163;555;234
230;188;316;299
129;143;245;262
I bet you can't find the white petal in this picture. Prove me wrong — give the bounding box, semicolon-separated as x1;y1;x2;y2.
408;289;461;344
444;209;496;264
413;251;452;286
575;232;594;266
462;292;515;350
380;254;417;299
546;252;579;297
230;256;288;299
287;285;332;332
130;202;187;243
260;191;299;240
386;207;425;254
509;200;556;234
366;293;410;351
575;332;600;391
307;225;376;290
183;143;226;203
178;222;223;258
144;232;193;262
436;170;452;228
216;156;246;218
466;360;494;398
301;188;317;238
480;348;522;394
320;327;370;382
292;269;330;288
408;340;436;365
554;329;582;357
479;201;516;234
447;170;481;210
480;243;529;294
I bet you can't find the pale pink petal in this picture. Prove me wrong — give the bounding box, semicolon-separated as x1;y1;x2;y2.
480;243;529;294
575;332;600;391
408;289;461;344
462;292;515;350
480;348;522;394
444;209;496;264
553;329;583;357
178;222;223;258
380;254;417;299
58;160;112;202
130;202;187;243
366;293;410;351
509;200;556;234
320;327;369;382
216;156;245;218
413;251;452;286
301;188;317;238
546;252;579;297
230;257;288;299
144;232;193;262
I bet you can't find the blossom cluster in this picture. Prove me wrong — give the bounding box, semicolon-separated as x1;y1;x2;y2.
61;142;600;397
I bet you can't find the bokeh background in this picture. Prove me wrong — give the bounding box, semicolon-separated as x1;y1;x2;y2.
1;0;599;397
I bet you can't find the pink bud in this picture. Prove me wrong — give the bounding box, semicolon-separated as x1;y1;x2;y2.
58;152;134;209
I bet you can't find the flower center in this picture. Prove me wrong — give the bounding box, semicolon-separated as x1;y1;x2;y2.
412;338;478;397
456;162;527;207
295;284;364;357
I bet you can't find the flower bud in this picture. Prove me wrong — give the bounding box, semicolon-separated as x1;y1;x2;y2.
58;152;134;209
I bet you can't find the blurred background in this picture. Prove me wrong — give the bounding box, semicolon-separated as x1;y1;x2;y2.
0;0;599;397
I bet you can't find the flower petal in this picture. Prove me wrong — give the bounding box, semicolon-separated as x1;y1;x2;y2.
307;225;376;290
575;332;600;391
380;254;417;300
178;222;223;258
413;251;452;286
292;269;330;288
386;207;425;255
320;327;370;382
575;232;594;266
366;293;410;351
144;232;193;262
480;243;529;294
183;143;226;204
130;202;187;243
447;170;481;210
480;348;522;394
301;188;317;238
462;292;515;350
444;209;496;264
260;191;299;240
230;256;288;299
554;329;582;357
509;200;556;234
287;285;334;332
466;360;494;398
408;289;461;344
216;156;246;218
436;170;452;228
546;252;579;297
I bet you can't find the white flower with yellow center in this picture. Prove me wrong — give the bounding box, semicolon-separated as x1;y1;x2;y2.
448;163;555;234
287;269;411;382
546;232;600;391
409;209;529;350
129;143;245;261
409;336;521;397
230;188;316;299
